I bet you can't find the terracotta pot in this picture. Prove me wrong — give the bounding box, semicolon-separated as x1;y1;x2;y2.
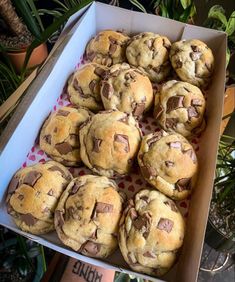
7;43;48;73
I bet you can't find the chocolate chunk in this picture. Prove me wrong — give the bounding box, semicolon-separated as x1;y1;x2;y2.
147;131;163;148
129;208;138;220
109;43;117;54
191;45;200;52
94;67;106;78
141;165;157;179
152;65;161;73
110;69;120;77
191;99;203;106
164;201;178;212
102;82;113;99
44;134;52;144
176;178;191;191
23;171;42;186
165;161;174;167
157;218;174;233
55;210;65;227
55;142;73;155
183;149;197;164
133;212;151;239
109;36;117;44
175;60;182;68
144;38;154;49
87;52;96;61
93;138;102;153
73;79;83;93
7;176;19;194
69;182;82;194
143;251;156;258
140;196;150;203
21;213;38;226
165;118;178;129
47;189;53;196
114;134;130;153
95;202;113;213
81;241;100;255
133;103;145;116
188;106;199;119
90;229;98;239
167;141;181;149
89;80;97;93
54;127;58;133
57;110;70;116
166;96;184;113
154;104;164;119
190;52;201;61
49;165;71;181
18;194;24;201
67;206;75;219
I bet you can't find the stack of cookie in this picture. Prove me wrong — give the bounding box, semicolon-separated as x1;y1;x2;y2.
6;29;215;278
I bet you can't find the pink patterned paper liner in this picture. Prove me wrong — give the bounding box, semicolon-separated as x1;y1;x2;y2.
23;56;202;219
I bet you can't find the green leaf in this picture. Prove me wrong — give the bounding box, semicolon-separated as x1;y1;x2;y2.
26;0;44;32
129;0;147;13
226;11;235;36
208;5;228;28
17;257;30;277
11;0;41;39
179;4;193;23
180;0;191;9
160;4;169;18
226;47;230;68
27;247;40;258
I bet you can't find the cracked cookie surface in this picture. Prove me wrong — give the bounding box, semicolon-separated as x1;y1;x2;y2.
119;189;185;277
67;63;108;112
55;175;126;258
126;32;171;82
138;130;198;200
40;106;93;166
6;161;72;234
154;80;206;137
86;30;130;66
100;63;153;117
170;39;214;88
79;110;142;178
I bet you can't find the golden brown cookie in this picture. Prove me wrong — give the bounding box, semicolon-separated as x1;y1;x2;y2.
138;130;198;200
67;63;108;112
100;63;153;117
86;30;130;66
6;161;72;234
40;106;93;166
55;175;126;258
119;189;185;277
170;39;214;88
126;32;171;82
154;80;206;137
79;110;142;178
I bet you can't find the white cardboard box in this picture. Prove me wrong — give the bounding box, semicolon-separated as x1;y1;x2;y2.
0;2;226;281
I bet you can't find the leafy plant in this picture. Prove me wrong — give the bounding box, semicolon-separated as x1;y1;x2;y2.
114;272;146;282
203;5;235;67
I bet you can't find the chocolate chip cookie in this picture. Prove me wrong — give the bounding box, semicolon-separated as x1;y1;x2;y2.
67;63;108;112
6;161;72;235
100;63;153;117
170;39;214;88
79;110;142;178
55;175;126;258
154;80;206;137
40;106;93;166
126;32;171;82
119;189;185;277
86;30;130;67
138;130;198;200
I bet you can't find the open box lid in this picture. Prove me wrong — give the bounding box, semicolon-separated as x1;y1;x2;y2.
0;2;226;282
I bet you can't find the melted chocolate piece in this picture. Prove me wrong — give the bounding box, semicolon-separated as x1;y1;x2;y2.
94;67;106;78
21;213;38;226
183;149;197;164
167;141;181;149
44;134;52;144
165;118;178;129
18;194;24;201
89;80;97;93
175;60;183;68
86;52;96;61
141;165;157;179
175;178;191;191
164;200;178;212
133;103;145;116
109;36;118;44
191;45;200;52
129;208;138;220
23;171;42;186
166;96;184;113
55;210;65;227
55;142;73;155
157;218;174;233
191;99;203;106
69;181;82;195
109;43;117;54
49;165;71;181
133;212;151;239
143;251;156;258
57;110;70;116
47;189;53;196
188;106;199;119
93;138;102;153
114;134;130;153
95;202;113;213
190;52;201;61
7;176;19;194
147;131;163;148
102;82;113;99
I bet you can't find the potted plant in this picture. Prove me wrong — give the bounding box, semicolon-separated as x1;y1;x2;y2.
0;0;48;73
